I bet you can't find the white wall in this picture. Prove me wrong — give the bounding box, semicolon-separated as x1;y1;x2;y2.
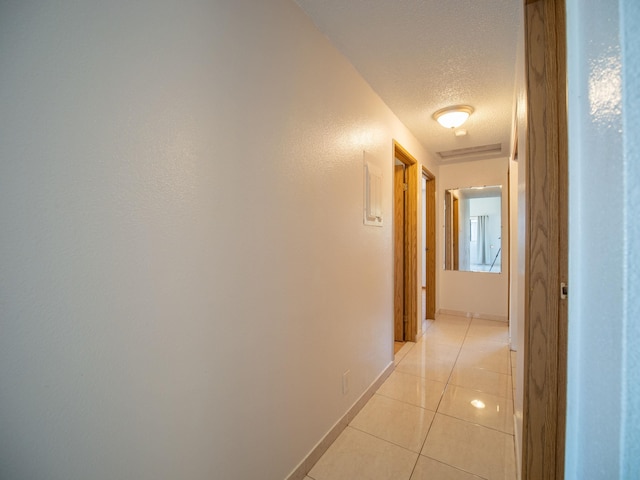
565;0;639;477
438;157;509;320
0;2;436;479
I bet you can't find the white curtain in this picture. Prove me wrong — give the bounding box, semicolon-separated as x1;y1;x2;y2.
476;215;490;264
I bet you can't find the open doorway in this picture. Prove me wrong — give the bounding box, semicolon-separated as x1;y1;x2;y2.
422;167;436;325
393;141;418;346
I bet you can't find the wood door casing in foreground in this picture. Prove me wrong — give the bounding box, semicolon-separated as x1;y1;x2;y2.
522;0;568;478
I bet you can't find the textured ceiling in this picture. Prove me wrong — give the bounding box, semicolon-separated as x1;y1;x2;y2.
295;0;522;163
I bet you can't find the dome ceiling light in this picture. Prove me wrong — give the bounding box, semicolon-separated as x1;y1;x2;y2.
432;105;474;129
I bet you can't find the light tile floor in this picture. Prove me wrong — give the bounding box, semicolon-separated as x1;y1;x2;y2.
306;314;517;480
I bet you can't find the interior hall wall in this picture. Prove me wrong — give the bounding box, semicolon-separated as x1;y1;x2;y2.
0;1;436;479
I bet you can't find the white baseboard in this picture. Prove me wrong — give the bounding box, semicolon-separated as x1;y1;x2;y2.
285;361;395;480
438;308;508;323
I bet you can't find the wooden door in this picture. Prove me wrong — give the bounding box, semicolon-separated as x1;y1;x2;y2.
394;163;406;341
444;191;452;270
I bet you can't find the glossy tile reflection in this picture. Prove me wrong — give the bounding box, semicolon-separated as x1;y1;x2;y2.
438;384;514;434
307;315;516;480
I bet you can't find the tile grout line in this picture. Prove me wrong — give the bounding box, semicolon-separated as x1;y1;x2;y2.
346;423;426;457
442;318;516;436
433;316;473;412
394;316;468;479
408;317;473;479
420;454;492;480
418;317;515;478
434;411;516;437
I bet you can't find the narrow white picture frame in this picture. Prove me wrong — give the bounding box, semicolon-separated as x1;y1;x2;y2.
363;152;383;226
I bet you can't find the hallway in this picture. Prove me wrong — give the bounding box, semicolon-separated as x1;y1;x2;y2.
306;315;516;480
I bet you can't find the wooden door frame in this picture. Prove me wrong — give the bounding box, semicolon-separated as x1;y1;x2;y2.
422;167;436;320
393;163;406;341
522;0;568;478
393;140;418;342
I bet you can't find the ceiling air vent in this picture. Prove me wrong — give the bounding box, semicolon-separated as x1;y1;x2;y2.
437;143;502;160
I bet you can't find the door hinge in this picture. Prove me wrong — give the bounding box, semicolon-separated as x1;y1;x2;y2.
403;314;409;325
403;183;408;192
560;282;568;299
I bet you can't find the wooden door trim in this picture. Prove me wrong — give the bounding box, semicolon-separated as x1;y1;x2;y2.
393;141;418;341
522;0;568;478
422;167;436;320
393;164;406;341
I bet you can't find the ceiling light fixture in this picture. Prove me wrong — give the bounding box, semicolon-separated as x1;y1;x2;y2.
432;105;474;129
